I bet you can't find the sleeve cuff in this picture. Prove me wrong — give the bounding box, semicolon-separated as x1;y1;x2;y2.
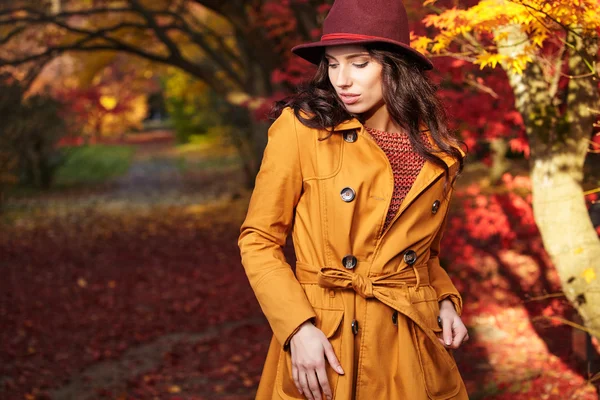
283;316;316;351
438;293;463;317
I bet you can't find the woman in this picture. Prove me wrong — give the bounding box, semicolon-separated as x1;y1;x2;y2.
238;0;469;399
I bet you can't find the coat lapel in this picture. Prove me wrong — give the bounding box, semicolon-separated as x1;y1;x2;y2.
334;118;460;236
333;118;362;131
395;129;458;218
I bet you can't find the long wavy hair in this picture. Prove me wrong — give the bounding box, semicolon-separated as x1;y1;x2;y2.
270;43;466;193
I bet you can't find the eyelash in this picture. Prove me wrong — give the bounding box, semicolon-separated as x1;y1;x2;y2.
328;62;369;69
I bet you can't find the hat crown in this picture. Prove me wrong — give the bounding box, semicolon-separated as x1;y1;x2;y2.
323;0;410;44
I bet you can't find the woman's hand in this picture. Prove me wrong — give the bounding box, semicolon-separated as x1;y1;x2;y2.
289;320;345;400
437;299;469;349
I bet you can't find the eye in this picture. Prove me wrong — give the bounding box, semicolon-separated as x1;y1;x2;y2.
354;62;369;68
328;63;339;69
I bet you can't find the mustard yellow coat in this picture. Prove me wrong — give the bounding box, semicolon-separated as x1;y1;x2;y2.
238;107;469;399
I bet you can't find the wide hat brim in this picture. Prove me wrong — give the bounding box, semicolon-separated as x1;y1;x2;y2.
291;37;434;70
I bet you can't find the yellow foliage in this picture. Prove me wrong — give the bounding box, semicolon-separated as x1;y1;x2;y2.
581;267;596;284
164;67;209;106
102;95;148;135
474;51;508;69
508;52;534;74
413;0;600;74
99;95;118;111
411;35;433;54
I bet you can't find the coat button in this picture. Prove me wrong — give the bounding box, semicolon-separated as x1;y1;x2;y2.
403;250;417;265
340;187;356;202
432;200;441;214
342;254;357;269
343;130;358;143
351;319;359;335
392;311;398;325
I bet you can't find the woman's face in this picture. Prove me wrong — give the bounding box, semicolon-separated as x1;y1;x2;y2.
325;44;385;115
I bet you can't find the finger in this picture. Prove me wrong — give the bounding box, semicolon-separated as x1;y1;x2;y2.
315;364;332;400
298;370;314;400
459;331;470;346
292;363;302;395
306;369;322;400
323;340;344;375
452;327;467;349
442;316;453;346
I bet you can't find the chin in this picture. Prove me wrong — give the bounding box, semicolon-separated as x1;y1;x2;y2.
344;103;372;114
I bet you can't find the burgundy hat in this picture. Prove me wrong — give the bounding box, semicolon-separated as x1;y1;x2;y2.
291;0;433;70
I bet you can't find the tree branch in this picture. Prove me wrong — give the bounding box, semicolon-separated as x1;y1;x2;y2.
179;7;242;69
127;0;182;60
0;6;137;20
0;25;25;45
1;3;248;91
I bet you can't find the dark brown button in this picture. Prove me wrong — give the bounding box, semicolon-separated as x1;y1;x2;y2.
403;250;417;265
342;254;357;269
343;130;358;143
432;200;441;214
351;319;359;335
340;187;356;202
392;311;398;325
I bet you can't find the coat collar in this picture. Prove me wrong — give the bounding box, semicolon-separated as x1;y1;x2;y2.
333;118;363;131
333;117;461;170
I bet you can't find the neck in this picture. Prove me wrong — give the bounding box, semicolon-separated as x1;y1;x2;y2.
362;101;401;132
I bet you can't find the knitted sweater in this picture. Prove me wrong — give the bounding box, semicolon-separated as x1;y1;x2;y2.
365;126;428;233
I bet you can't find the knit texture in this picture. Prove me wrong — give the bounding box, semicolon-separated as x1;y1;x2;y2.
365;126;428;233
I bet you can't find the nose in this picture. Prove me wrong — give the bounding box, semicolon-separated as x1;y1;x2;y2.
335;65;352;88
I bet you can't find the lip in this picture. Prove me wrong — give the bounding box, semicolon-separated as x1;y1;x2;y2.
340;93;360;105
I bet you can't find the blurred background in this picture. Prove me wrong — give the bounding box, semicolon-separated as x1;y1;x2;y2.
0;0;599;399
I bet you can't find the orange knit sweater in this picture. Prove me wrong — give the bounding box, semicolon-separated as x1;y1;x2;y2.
365;126;428;232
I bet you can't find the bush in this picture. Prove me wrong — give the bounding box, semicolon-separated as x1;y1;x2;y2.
0;75;67;197
162;69;232;144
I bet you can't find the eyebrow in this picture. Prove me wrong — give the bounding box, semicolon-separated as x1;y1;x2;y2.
324;52;370;61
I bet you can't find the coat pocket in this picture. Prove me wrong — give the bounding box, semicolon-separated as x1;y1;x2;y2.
276;307;345;399
411;293;461;400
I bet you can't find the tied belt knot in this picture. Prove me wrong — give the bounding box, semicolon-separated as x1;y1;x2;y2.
315;268;377;298
312;264;428;298
351;274;373;298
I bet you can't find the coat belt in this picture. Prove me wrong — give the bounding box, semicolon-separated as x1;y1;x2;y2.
294;261;430;297
294;261;456;367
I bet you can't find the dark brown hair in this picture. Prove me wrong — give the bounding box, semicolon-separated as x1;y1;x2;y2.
270;43;466;193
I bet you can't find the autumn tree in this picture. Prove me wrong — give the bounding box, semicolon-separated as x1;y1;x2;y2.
0;0;329;186
51;56;153;143
413;0;600;336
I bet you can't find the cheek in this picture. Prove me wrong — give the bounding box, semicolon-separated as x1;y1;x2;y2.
370;77;384;102
362;74;383;102
328;69;337;85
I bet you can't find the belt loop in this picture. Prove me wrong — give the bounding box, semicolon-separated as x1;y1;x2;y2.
414;265;421;292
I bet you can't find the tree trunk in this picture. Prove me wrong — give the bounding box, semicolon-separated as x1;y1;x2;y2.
489;137;510;183
497;24;600;337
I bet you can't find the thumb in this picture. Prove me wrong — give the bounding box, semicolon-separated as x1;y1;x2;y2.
442;317;453;346
323;339;344;375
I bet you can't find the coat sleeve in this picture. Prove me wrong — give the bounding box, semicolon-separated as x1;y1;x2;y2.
238;108;317;350
427;204;463;316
